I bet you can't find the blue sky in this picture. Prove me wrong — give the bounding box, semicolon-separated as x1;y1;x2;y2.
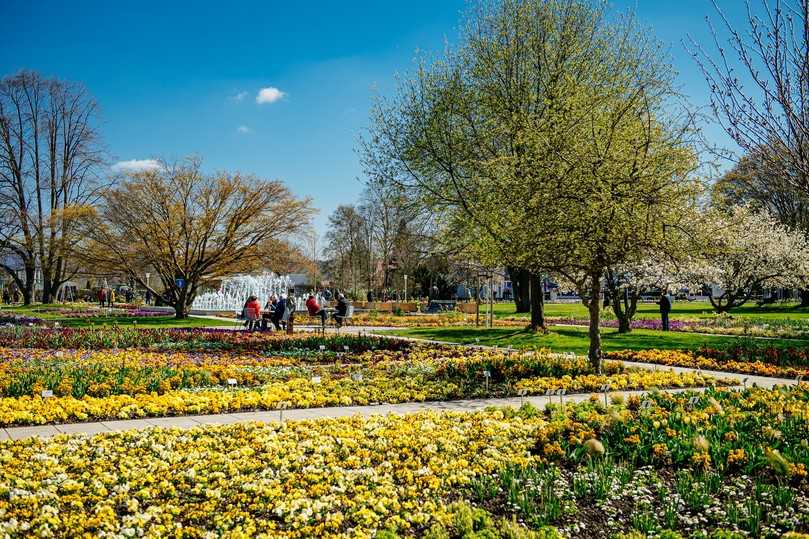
0;1;749;236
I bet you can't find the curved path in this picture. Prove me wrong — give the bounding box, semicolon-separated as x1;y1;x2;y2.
0;327;799;442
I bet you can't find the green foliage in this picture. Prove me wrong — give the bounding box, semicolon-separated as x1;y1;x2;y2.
422;502;559;539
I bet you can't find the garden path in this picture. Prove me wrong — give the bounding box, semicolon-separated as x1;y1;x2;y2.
1;373;796;441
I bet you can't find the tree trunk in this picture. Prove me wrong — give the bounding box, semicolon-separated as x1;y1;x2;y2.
510;267;531;313
22;265;35;305
610;288;638;334
585;273;603;373
42;276;53;304
800;289;809;308
174;300;189;319
528;272;545;331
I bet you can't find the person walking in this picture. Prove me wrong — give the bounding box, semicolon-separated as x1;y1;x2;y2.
657;291;672;331
107;289;115;308
98;288;106;308
145;289;152;305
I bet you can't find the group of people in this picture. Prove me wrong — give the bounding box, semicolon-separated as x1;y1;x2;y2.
97;288;115;307
241;292;350;332
1;288;20;304
241;294;293;332
97;287;139;307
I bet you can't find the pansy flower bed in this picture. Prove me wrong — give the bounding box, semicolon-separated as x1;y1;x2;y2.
0;346;729;426
0;387;807;537
607;348;809;378
0;327;410;352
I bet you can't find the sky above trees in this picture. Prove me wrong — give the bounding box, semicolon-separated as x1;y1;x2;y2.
0;0;753;234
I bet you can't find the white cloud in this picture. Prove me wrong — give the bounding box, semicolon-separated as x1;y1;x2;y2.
231;91;248;101
237;125;252;134
256;87;285;104
111;159;161;173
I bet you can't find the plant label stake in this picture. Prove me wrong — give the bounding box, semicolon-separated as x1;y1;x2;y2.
687;396;700;409
351;373;363;382
319;345;326;352
742;377;749;389
545;389;555;398
640;399;652;410
311;375;321;385
41;390;53;398
483;370;491;392
517;388;528;406
797;375;804;384
599;383;611;407
557;388;566;406
343;345;349;352
227;378;237;386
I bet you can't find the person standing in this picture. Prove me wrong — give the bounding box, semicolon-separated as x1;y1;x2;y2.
107;289;115;308
98;288;106;308
145;289;152;305
282;294;295;334
244;295;261;330
657;291;672;331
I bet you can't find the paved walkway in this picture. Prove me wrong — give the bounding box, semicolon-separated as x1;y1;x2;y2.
0;329;799;442
0;385;740;442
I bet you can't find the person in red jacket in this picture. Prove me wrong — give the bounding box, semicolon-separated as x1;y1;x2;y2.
305;294;327;326
244;296;261;330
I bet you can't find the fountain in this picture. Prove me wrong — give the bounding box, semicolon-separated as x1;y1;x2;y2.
192;273;295;313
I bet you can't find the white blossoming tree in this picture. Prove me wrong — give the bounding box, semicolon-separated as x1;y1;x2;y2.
605;257;695;332
690;207;809;313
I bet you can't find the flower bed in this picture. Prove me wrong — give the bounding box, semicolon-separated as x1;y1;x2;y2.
0;326;408;351
1;387;807;536
515;315;809;339
0;314;43;327
697;342;809;368
607;348;809;378
0;346;730;426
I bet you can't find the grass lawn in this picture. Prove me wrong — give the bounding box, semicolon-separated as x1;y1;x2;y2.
380;325;809;353
492;300;809;320
0;303;226;329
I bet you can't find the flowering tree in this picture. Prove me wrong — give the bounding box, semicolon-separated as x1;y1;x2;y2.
605;258;693;333
691;207;809;313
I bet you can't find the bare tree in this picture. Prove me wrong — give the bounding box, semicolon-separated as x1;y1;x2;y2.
0;71;104;303
79;160;313;318
690;0;809;197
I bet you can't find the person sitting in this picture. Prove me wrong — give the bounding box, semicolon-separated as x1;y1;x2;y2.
333;293;349;327
244;295;261;331
305;294;327;326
